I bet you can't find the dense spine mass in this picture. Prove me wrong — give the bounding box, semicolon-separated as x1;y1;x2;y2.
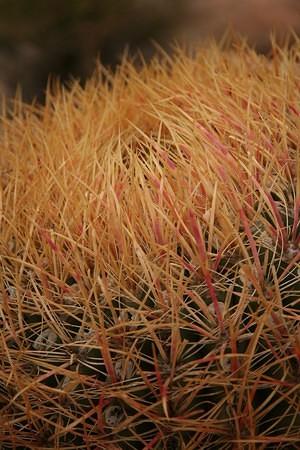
0;37;300;449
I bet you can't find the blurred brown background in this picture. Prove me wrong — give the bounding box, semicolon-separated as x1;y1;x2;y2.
0;0;299;102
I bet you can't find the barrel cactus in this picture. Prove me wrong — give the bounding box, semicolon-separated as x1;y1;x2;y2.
0;36;299;449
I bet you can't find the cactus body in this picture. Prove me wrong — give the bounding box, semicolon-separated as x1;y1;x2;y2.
0;37;300;449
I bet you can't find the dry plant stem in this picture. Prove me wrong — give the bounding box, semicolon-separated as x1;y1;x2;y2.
0;34;300;449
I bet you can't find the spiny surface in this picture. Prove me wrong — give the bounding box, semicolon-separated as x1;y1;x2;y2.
0;38;300;449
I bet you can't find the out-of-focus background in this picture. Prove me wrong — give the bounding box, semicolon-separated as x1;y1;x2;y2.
0;0;299;102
